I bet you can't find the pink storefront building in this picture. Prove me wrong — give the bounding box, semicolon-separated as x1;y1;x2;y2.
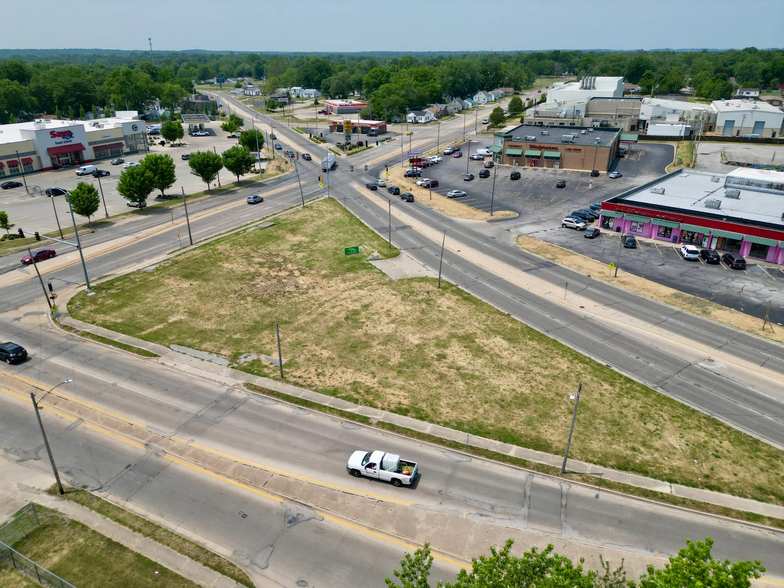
600;168;784;264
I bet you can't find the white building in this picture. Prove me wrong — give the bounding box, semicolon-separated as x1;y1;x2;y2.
473;91;493;105
546;76;624;104
736;88;760;98
639;97;716;132
301;89;322;99
406;110;433;124
243;85;260;96
711;99;784;137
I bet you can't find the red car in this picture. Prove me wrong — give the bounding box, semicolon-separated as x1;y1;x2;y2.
21;250;56;265
453;152;463;158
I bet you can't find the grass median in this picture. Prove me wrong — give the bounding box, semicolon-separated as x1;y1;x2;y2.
68;198;784;507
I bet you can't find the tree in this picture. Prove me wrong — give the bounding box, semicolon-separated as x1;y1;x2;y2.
92;105;98;120
238;129;264;152
0;211;14;237
141;153;176;197
104;104;111;118
79;105;86;120
220;113;244;136
117;165;155;207
68;106;74;120
221;145;255;184
385;542;433;588
188;151;224;191
54;105;61;119
160;120;184;144
507;95;524;116
265;98;279;112
489;106;506;127
638;538;764;588
67;182;100;228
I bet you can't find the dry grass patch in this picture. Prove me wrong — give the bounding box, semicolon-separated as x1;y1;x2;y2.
387;167;516;221
516;235;784;345
69;199;784;505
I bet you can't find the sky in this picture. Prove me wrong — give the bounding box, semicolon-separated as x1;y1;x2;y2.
3;0;783;53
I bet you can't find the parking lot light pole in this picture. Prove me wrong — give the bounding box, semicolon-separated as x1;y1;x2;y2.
613;232;624;278
95;174;109;219
66;195;91;290
181;187;193;246
466;140;471;174
490;164;497;216
50;194;64;239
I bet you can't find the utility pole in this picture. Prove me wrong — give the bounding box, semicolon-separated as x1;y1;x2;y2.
294;159;306;208
15;150;29;193
50;193;64;239
66;194;91;290
560;383;582;474
253;121;262;181
30;393;65;495
437;230;446;289
388;199;392;248
275;324;284;378
490;164;497;216
148;38;154;65
28;248;52;311
613;232;624;278
213;146;221;187
95;174;109;219
180;187;193;246
436;122;440;155
466;140;471;174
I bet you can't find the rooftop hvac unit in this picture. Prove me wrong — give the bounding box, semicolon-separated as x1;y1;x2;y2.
705;199;722;209
650;187;665;195
711;176;721;182
725;189;741;199
561;135;575;143
525;135;537;140
541;130;549;135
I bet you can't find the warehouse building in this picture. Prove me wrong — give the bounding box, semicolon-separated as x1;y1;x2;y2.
526;97;642;132
711;99;784;138
0;114;147;177
599;168;784;264
491;124;621;172
546;76;624;104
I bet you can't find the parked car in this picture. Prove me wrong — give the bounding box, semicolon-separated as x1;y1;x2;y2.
21;249;56;265
147;129;160;136
111;158;125;165
481;118;489;124
429;156;442;163
45;187;68;197
404;169;422;177
181;154;191;160
76;165;97;176
590;170;600;177
347;450;418;487
447;190;467;198
246;195;264;204
699;249;720;264
484;160;494;168
387;186;400;195
608;171;622;179
444;147;455;155
589;203;602;212
584;227;601;239
623;235;637;248
193;130;210;137
510;171;521;180
123;162;139;169
302;153;312;161
274;144;282;150
575;208;598;220
722;252;746;269
479;169;490;178
556;180;566;188
284;150;295;158
562;217;586;230
453;151;463;158
464;173;474;181
375;179;386;187
421;179;439;188
126;201;147;208
0;342;27;365
415;178;428;186
401;192;414;202
92;169;110;177
680;244;700;260
470;153;484;160
366;182;378;191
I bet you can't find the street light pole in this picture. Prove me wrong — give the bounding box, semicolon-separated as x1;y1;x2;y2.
31;391;67;495
490;164;497;216
560;383;582;474
180;187;193;246
28;248;52;311
613;231;624;278
466;140;471;174
95;174;109;219
436;122;440;155
15;150;29;193
50;194;64;239
388;199;392;248
66;194;91;290
437;230;446;289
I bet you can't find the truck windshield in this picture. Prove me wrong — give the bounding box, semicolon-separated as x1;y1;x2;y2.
361;452;371;466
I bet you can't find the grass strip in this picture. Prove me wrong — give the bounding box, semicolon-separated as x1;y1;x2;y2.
57;323;159;357
47;488;253;587
346;145;374;156
245;383;784;531
11;504;202;588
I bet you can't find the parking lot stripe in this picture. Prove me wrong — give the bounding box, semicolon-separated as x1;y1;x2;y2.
758;266;777;281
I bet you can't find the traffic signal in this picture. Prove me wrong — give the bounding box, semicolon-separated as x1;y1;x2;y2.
385;165;389;172
318;175;322;183
34;232;41;241
350;165;354;172
17;228;24;239
364;164;368;171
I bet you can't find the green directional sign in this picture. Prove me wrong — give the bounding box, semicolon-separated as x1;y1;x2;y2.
344;246;360;256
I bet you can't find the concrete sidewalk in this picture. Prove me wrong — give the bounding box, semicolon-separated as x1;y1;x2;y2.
0;455;245;588
50;301;784;522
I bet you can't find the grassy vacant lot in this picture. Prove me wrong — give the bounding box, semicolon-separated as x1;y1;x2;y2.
0;566;38;588
8;506;198;588
69;199;784;505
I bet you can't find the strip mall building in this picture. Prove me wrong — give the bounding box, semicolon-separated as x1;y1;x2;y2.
0;114;148;178
600;168;784;264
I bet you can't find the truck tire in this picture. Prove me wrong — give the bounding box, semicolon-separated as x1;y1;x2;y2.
350;469;361;478
391;478;402;487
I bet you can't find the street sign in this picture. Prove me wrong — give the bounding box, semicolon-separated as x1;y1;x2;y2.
609;262;615;270
344;246;359;256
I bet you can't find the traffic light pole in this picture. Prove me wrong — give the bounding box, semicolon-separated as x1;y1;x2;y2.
27;248;52;311
66;195;91;290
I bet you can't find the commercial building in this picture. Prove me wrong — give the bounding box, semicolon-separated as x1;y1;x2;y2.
639;97;716;133
328;119;387;135
546;77;624;104
0;114;148;177
599;168;784;264
526;97;642;132
323;100;367;115
491;124;621;171
711;99;784;138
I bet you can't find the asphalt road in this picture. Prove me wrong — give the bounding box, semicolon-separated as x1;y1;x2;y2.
0;329;781;579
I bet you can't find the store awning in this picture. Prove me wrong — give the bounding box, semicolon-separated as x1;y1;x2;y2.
543;151;561;159
21;157;33;164
506;148;523;156
489;145;502;153
0;162;4;168
680;224;708;233
711;229;743;240
599;210;624;218
744;235;780;247
99;142;125;149
5;160;19;166
651;219;679;228
523;149;540;157
624;214;652;223
47;143;86;155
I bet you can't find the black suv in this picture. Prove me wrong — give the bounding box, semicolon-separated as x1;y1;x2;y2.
722;253;746;269
387;186;400;195
479;169;490;178
510;171;521;180
699;249;720;264
0;342;27;364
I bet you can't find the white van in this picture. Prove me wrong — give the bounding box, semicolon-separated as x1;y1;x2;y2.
75;165;97;176
475;148;492;157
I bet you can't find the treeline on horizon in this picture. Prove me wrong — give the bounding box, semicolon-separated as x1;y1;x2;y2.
1;48;782;124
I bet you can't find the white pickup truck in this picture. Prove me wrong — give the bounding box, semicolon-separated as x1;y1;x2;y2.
346;450;418;487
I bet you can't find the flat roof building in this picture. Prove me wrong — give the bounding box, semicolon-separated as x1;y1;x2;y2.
711;99;784;138
329;119;387;135
323;100;368;114
599;168;784;264
491;124;621;172
546;77;624;104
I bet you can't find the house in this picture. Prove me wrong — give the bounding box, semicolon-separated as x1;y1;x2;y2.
230;89;244;96
426;104;448;119
473;91;493;105
243;85;260;96
406;110;432;124
758;95;783;108
736;88;760;98
289;87;304;98
447;99;464;115
301;89;322;99
489;90;505;101
495;87;514;96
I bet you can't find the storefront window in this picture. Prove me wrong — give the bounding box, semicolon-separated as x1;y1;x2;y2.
656;225;672;238
601;216;614;229
0;167;5;177
629;221;645;233
681;230;704;245
715;237;742;254
125;134;144;152
748;242;770;259
8;163;20;175
23;161;33;173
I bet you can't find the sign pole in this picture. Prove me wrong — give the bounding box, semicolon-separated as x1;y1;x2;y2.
560;383;582;474
28;248;52;311
388;199;392;248
275;324;284;379
437;230;446;289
